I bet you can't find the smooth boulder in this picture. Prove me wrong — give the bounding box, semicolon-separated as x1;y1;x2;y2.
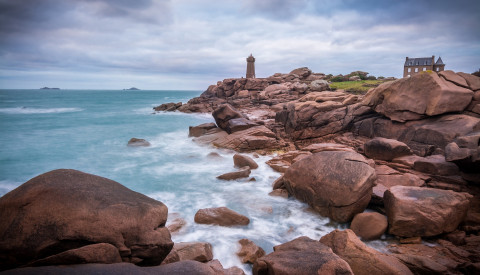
384;186;472;237
162;242;213;264
217;167;251;180
127;138;151;147
362;72;473;122
253;236;353;275
233;154;258;169
283;151;376;222
0;169;173;270
194;207;250;226
350;212;388;240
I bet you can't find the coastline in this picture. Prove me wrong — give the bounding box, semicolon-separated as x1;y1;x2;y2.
1;69;480;274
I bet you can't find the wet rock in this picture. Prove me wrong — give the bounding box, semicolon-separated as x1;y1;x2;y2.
283;151;376;222
320;229;412;275
253;236;353;275
233;154;258;169
127;137;151;147
212;104;246;131
364;137;412;161
384;186;472;237
0;169;173;270
166;213;187;234
362;72;473;122
189;123;218;137
268;189;289;198
413;155;460;176
237;239;265;264
217;167;251;180
207;259;246;275
194;207;250;226
153;102;182;112
350;212;388;240
272;175;285;190
162;242;213;264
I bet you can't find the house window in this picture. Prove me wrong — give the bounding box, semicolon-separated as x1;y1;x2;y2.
408;68;411;72
436;68;439;71
407;74;411;77
415;68;418;72
423;68;426;71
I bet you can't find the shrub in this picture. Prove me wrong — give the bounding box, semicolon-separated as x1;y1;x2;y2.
366;76;376;80
473;69;480;77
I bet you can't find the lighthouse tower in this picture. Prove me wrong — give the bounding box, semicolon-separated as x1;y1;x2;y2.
246;54;256;79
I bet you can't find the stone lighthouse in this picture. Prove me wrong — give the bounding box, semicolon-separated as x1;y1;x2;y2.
246;54;256;78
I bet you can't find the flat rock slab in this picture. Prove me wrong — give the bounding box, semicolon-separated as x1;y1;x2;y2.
0;169;173;270
384;186;472;237
194;207;250;226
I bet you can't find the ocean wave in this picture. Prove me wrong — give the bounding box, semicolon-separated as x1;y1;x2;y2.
0;107;83;114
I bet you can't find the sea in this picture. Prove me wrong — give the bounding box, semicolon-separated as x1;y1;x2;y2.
0;89;385;273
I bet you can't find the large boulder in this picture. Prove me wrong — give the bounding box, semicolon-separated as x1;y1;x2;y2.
445;132;480;174
189;123;218;137
384;186;472;237
211;126;288;152
0;169;173;270
362;72;473;122
320;229;412;275
289;67;312;79
212;104;246;131
413;155;460;176
283;151;376;222
364;137;412;161
309;80;330;91
253;236;353;275
194;207;250;226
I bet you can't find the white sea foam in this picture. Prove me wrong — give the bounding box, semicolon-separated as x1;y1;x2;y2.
0;107;83;114
0;180;21;196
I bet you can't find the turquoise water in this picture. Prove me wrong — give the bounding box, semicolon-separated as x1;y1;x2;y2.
0;89;377;272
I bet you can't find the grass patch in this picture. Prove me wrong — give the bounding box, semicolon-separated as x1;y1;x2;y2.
330;80;390;95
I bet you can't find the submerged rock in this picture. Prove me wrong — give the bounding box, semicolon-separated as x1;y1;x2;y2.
127;137;151;147
283;151;376;222
0;169;173;270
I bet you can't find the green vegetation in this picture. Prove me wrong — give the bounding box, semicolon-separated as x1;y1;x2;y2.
330;80;390;94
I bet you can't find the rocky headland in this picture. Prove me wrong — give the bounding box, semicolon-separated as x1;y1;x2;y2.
1;68;480;274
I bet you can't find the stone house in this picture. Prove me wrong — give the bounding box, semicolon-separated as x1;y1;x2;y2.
403;56;445;77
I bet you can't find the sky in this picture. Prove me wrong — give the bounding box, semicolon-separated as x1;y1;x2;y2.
0;0;479;90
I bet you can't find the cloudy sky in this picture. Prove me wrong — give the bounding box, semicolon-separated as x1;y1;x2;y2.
0;0;479;90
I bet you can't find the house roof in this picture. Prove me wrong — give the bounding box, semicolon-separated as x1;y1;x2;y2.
435;57;445;65
404;57;433;67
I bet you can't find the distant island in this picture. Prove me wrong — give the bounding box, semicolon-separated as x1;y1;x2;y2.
123;87;140;90
40;87;60;90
